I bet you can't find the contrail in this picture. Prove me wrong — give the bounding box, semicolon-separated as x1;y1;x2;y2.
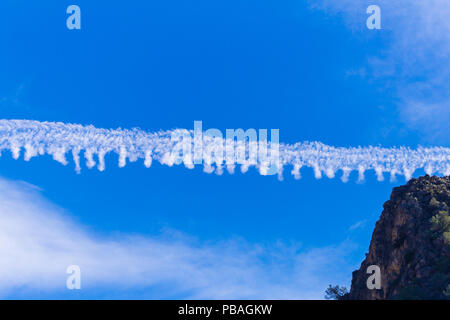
0;119;449;182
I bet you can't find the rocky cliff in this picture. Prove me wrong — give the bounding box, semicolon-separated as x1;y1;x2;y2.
347;175;450;300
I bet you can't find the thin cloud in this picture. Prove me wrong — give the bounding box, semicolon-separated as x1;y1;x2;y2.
1;119;449;182
0;177;356;299
348;220;367;232
311;0;450;144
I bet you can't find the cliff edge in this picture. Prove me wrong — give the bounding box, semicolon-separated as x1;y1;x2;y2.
348;175;450;300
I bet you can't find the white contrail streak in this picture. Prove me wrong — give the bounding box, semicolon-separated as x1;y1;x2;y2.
0;119;449;182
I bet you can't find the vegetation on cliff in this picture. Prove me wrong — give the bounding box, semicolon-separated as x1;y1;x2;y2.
326;175;450;300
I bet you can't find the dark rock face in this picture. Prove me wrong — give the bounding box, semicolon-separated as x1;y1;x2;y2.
348;175;450;300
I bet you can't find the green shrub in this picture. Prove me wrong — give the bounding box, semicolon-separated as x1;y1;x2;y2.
429;197;441;208
430;209;450;243
325;285;348;300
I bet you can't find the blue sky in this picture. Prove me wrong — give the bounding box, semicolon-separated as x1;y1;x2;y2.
0;1;448;299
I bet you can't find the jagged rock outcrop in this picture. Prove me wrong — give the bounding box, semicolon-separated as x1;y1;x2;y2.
348;175;450;300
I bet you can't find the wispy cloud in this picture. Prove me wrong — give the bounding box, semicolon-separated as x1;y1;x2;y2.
311;0;450;144
348;220;367;232
0;177;356;299
1;119;449;182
